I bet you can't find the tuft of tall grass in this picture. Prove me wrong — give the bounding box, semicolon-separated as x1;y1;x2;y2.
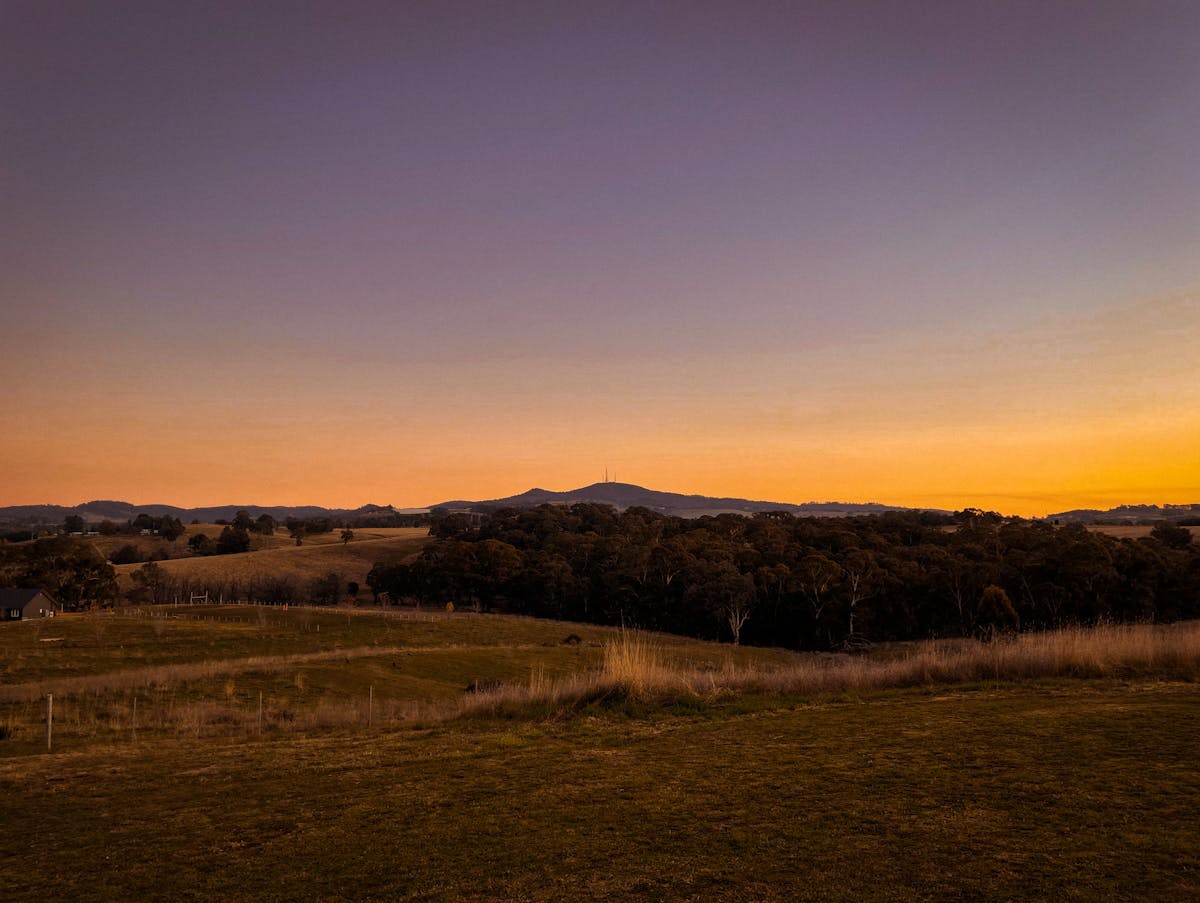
601;630;683;697
456;631;684;719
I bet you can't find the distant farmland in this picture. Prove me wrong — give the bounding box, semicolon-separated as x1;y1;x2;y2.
111;527;429;589
1087;524;1200;540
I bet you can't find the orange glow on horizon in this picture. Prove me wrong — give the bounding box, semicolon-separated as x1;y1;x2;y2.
2;403;1196;518
3;290;1197;519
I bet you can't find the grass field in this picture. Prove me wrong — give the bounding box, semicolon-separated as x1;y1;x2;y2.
2;680;1197;899
86;523;426;563
0;608;796;752
88;522;314;560
1087;524;1200;540
110;527;430;590
1;609;1197;899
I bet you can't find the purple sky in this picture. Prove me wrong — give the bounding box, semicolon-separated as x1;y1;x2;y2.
2;2;1198;512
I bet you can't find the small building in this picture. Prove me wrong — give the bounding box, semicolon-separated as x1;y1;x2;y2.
1;588;59;621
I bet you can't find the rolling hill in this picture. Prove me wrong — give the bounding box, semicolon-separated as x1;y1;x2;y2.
109;527;431;590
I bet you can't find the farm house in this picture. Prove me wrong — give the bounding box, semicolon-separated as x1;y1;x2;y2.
1;588;59;621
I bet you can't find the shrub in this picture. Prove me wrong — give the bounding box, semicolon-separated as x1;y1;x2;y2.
466;679;504;694
1151;522;1194;550
977;585;1020;637
110;544;143;565
308;572;343;606
188;534;214;555
216;527;250;555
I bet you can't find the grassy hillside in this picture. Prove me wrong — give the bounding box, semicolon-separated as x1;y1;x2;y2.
110;527;430;589
1;609;1197;899
88;522;295;560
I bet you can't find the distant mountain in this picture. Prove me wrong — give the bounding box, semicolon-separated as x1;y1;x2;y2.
77;500;188;520
1045;503;1200;525
7;490;1196;529
0;504;81;525
432;482;942;519
0;500;403;528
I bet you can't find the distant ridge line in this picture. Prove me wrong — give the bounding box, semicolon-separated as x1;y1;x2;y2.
1045;503;1200;524
4;489;1197;527
0;500;416;527
429;481;949;519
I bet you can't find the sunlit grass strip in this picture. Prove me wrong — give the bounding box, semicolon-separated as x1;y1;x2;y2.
460;621;1200;718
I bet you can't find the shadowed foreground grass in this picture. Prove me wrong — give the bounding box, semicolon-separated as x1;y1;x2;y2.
1;680;1197;900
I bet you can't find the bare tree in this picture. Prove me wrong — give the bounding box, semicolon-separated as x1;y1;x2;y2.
842;550;878;649
725;596;754;646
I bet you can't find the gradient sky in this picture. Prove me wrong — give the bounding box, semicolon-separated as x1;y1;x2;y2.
2;1;1198;516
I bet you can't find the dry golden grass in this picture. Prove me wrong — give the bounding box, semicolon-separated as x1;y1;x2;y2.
275;526;428;545
462;621;1200;717
6;606;1197;749
599;629;689;695
112;527;429;587
739;621;1200;694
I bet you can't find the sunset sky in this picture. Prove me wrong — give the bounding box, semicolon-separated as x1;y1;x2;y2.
2;1;1198;516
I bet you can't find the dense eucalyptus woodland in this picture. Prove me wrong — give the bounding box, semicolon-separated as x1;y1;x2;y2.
369;506;1200;650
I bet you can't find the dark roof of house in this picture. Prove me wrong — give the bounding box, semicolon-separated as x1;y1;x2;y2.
0;588;58;608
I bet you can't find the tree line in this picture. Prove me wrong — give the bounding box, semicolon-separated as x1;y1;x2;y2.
0;537;119;610
64;513;186;541
126;563;357;608
367;505;1200;649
